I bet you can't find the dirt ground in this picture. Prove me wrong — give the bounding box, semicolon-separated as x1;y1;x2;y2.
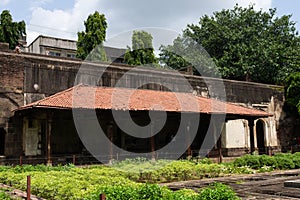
162;169;300;200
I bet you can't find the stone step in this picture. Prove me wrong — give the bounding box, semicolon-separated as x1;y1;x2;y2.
284;180;300;188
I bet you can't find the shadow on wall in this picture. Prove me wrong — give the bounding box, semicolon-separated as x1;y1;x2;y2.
278;102;300;152
0;128;5;155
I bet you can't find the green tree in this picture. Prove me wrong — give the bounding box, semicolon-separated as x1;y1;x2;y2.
159;35;218;76
160;5;300;84
285;72;300;114
124;30;158;67
76;11;107;61
0;10;26;49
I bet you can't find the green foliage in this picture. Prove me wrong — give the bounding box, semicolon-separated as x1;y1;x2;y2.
0;164;214;200
233;155;261;169
194;163;225;178
76;11;108;61
113;159;226;183
0;10;26;49
233;153;300;170
285;72;300;114
159;35;219;76
199;182;240;200
124;30;158;67
87;184;202;200
0;191;14;200
0;165;132;200
88;182;239;200
159;37;192;70
274;153;295;169
292;152;300;168
160;4;300;84
169;189;200;200
1;154;299;199
258;155;277;170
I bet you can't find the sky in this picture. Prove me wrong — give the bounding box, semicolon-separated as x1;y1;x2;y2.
0;0;300;49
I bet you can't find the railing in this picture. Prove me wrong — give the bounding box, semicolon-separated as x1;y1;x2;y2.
0;146;298;166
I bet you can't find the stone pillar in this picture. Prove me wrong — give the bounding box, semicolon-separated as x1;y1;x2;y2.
107;123;114;163
186;121;192;157
248;119;255;154
150;123;155;160
46;113;53;166
266;121;272;156
217;121;225;163
243;120;250;153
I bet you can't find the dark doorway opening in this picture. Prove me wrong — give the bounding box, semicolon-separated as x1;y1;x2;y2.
0;128;6;155
256;120;266;155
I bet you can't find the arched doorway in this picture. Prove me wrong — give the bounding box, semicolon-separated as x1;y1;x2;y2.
0;128;5;155
256;120;266;155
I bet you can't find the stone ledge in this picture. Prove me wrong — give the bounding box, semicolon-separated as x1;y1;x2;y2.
284;180;300;188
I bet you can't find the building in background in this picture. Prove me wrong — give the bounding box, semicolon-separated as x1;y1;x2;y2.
27;35;126;63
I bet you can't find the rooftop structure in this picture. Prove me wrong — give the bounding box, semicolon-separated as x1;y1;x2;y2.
27;35;126;63
19;84;270;117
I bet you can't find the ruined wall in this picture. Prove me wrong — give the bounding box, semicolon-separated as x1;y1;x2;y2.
0;46;25;156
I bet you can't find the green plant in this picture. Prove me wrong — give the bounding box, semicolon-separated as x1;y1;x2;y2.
275;156;295;169
233;155;261;169
0;189;18;200
169;189;200;200
199;182;240;200
259;155;277;169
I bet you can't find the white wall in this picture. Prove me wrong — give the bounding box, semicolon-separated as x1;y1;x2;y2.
24;118;41;156
222;119;247;148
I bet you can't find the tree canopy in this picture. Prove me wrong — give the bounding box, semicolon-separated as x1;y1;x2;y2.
159;5;300;84
76;11;107;61
285;72;300;115
0;10;26;49
124;30;158;67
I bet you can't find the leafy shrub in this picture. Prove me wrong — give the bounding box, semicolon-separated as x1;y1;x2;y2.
114;158;225;182
233;155;261;169
199;182;240;200
195;164;224;178
292;156;300;168
233;153;300;170
157;160;196;182
169;189;200;200
259;155;277;169
275;156;295;169
0;190;14;200
87;184;195;200
224;164;255;174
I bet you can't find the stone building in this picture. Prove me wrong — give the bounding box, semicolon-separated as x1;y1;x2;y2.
15;85;270;164
27;35;126;63
0;43;298;163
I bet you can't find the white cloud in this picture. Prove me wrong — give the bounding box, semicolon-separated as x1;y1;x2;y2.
27;0;99;43
27;0;273;45
0;0;11;6
29;0;53;9
234;0;272;10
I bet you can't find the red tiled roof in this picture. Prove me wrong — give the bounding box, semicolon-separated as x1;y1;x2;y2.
18;85;271;117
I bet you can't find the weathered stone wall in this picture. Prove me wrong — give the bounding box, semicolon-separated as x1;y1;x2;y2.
19;52;284;105
0;47;25;156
